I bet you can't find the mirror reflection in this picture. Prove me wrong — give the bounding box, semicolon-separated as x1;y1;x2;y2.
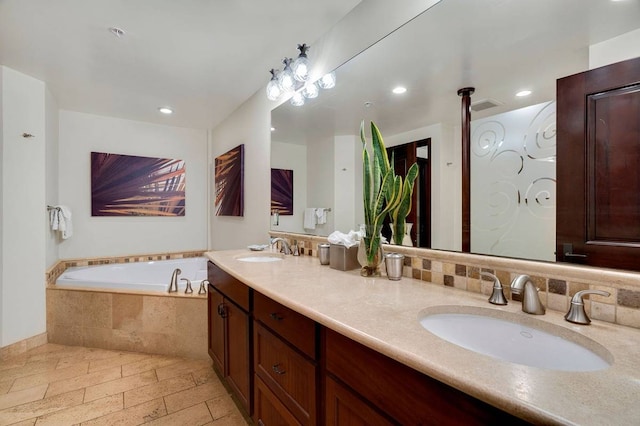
270;0;640;262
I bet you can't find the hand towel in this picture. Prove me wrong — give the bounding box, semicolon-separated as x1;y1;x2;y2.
303;208;316;230
315;208;327;225
57;205;73;239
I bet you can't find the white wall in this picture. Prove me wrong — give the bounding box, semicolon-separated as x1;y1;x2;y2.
45;88;59;268
334;134;363;233
590;28;640;69
270;141;307;234
1;66;47;346
210;0;441;248
58;111;208;258
306;136;334;236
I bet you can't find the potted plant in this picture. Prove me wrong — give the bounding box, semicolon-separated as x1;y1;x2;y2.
388;157;418;246
358;121;404;276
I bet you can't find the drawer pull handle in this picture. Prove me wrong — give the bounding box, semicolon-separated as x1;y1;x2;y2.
217;303;228;318
269;312;284;321
272;363;286;375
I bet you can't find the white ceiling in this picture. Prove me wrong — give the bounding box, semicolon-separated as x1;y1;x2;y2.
272;0;640;144
0;0;361;129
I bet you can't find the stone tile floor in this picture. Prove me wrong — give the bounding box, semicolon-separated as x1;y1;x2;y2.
0;344;250;425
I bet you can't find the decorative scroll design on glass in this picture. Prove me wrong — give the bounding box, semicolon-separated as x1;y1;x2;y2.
471;101;556;261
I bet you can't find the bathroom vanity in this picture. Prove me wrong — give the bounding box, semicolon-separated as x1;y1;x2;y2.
206;250;640;425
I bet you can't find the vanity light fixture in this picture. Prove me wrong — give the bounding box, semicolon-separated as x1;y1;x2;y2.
266;43;336;106
392;86;407;94
516;90;532;97
158;107;173;115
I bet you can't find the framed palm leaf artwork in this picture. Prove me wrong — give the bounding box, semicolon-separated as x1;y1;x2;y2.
271;168;293;215
214;144;244;216
91;152;186;216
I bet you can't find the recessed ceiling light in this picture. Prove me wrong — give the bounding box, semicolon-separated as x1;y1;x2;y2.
392;86;407;94
158;107;173;115
108;27;126;38
516;90;532;97
270;127;276;132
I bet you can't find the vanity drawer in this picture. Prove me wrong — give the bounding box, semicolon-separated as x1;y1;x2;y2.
254;291;316;359
254;322;317;425
254;375;301;426
208;261;250;311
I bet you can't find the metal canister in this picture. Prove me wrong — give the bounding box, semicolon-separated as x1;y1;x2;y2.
385;252;404;280
318;243;330;265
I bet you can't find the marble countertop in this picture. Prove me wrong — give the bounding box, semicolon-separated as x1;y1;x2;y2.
206;249;640;425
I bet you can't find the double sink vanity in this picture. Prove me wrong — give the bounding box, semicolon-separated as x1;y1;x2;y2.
206;249;640;425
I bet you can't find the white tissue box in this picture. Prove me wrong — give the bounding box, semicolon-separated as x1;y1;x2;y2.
329;244;359;271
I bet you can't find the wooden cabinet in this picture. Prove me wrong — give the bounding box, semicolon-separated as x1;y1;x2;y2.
207;261;251;414
324;328;528;425
253;292;318;425
207;260;528;424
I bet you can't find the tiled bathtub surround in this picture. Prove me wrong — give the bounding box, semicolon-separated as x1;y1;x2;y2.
45;250;208;360
269;231;640;329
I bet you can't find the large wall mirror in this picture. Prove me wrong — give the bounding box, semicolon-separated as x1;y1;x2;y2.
270;0;640;264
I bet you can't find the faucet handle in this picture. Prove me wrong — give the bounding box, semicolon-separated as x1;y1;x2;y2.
481;272;507;305
565;290;611;325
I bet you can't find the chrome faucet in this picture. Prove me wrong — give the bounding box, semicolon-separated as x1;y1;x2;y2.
510;275;545;315
270;237;291;255
565;290;611;325
168;268;181;293
481;272;507;305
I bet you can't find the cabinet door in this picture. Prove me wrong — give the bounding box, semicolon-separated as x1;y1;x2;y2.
207;287;225;374
226;301;251;412
325;376;392;426
557;56;640;270
255;375;302;426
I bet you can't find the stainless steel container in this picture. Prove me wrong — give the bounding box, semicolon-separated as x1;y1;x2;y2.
385;252;404;280
318;243;330;265
329;244;359;271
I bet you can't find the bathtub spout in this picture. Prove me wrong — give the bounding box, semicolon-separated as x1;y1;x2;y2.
168;268;181;293
181;278;193;294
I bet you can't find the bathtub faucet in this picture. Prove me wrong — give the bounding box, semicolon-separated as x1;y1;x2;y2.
168;268;181;293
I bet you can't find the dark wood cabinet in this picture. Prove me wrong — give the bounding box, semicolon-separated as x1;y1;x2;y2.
207;261;252;414
253;292;318;425
207;260;528;425
557;56;640;271
324;328;528;426
325;376;393;426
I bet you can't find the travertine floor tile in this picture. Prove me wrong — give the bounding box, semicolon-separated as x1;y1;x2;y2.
121;356;181;377
0;384;47;411
84;370;157;402
205;394;239;420
164;381;227;413
45;366;122;398
0;388;84;426
81;397;167;425
124;374;195;408
35;393;123;426
155;359;211;382
0;344;249;426
145;402;212;426
0;359;59;383
10;362;89;392
88;352;151;373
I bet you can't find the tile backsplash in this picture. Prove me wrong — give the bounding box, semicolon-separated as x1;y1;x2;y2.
269;231;640;329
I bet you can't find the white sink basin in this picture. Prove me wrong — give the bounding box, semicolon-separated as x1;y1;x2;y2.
418;306;612;372
235;253;284;263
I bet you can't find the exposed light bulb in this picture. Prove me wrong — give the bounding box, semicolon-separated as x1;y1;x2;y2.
290;91;305;106
302;81;319;99
291;43;311;82
266;69;282;101
278;58;296;93
318;71;336;89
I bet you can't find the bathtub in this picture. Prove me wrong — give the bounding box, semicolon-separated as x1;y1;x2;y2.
55;257;208;292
